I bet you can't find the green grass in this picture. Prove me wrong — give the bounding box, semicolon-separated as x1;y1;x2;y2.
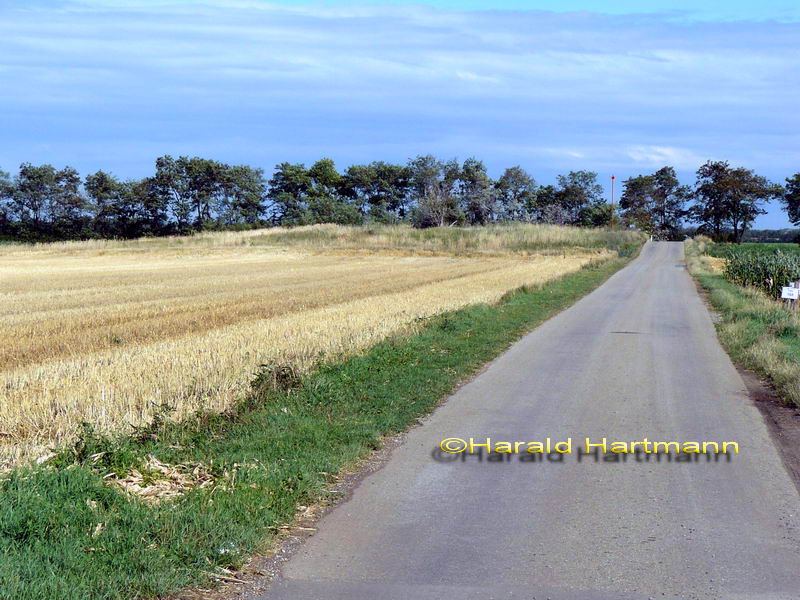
0;252;636;600
686;239;800;407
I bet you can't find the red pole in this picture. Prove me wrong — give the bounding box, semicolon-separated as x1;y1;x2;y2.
611;175;616;230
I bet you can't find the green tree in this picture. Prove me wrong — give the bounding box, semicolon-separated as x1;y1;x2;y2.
495;166;537;222
342;162;411;222
408;155;463;228
305;159;362;225
52;166;85;233
85;170;124;236
620;174;656;232
534;185;566;224
219;165;266;225
267;162;311;225
128;177;169;236
12;163;59;231
620;167;688;238
307;158;341;203
651;166;690;238
692;161;781;242
0;168;14;235
692;160;733;241
153;156;193;231
781;173;800;227
458;158;495;225
556;171;605;226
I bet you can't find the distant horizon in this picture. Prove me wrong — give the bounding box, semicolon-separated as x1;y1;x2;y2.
1;0;797;228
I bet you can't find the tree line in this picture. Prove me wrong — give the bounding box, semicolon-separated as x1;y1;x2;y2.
0;155;798;242
621;162;797;242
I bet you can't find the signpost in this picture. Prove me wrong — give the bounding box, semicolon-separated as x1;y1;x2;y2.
782;282;800;310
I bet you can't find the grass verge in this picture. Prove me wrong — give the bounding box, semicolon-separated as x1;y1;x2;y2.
685;238;800;407
0;252;635;600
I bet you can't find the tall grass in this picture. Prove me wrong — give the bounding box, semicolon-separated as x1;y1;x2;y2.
1;223;644;256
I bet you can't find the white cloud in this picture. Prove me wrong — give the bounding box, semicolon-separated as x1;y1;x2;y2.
626;145;709;169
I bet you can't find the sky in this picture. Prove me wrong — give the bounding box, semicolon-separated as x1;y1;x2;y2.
1;1;798;228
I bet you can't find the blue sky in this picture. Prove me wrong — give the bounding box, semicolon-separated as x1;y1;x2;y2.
1;1;798;227
261;0;800;21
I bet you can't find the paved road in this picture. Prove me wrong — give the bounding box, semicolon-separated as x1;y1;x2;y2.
262;242;800;600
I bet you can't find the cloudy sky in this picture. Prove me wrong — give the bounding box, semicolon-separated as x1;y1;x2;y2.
1;0;798;227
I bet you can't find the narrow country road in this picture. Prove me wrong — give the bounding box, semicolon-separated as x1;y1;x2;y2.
261;242;800;600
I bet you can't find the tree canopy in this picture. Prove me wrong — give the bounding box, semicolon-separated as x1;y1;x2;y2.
0;154;793;242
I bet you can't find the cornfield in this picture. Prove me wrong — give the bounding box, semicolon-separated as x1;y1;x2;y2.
723;249;800;299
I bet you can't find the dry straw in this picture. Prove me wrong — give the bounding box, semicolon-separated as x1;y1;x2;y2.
1;225;630;466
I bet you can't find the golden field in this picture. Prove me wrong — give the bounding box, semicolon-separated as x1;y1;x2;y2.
0;225;637;466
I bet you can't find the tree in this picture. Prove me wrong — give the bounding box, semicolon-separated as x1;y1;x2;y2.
407;155;463;228
458;158;495;225
692;161;732;241
153;156;194;231
412;184;463;228
531;185;562;224
12;163;59;232
620;167;688;238
781;173;800;226
10;163;88;238
185;158;225;227
724;167;781;243
495;166;537;222
691;161;781;242
341;162;411;222
0;168;14;236
85;170;123;236
128;177;169;236
651;166;690;238
52;166;86;234
620;174;656;232
305;158;360;225
556;171;605;225
219;165;266;225
267;162;311;225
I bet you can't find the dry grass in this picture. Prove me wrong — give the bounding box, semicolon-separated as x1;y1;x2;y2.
703;256;727;273
6;222;642;256
1;225;623;467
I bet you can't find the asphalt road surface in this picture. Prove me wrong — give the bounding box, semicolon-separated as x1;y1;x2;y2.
262;242;800;600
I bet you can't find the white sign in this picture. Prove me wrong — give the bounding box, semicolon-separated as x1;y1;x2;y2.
782;287;799;300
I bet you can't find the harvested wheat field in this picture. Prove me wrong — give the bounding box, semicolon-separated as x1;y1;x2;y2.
0;225;636;467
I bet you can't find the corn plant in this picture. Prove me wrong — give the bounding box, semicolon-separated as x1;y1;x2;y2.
723;248;800;299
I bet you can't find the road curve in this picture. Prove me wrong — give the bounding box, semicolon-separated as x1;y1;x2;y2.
261;242;800;600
